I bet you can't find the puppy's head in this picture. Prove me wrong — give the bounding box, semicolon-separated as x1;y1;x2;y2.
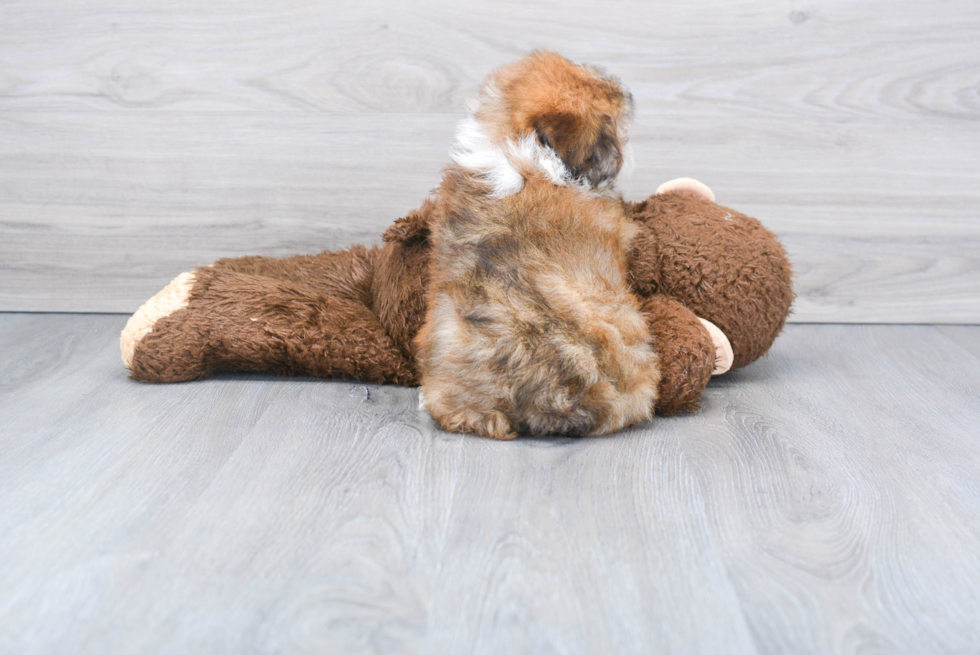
475;51;633;189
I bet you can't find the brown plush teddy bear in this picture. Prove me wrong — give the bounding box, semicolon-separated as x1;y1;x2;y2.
120;178;793;416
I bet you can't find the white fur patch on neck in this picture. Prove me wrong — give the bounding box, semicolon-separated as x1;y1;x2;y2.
450;116;596;198
450;117;525;198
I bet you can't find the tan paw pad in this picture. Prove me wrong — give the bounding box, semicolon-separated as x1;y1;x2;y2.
697;317;734;375
120;271;196;369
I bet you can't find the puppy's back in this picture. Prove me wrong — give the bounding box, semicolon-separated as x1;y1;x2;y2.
418;176;659;439
417;51;657;439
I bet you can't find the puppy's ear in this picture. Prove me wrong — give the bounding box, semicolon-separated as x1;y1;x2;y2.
534;113;623;188
382;198;435;244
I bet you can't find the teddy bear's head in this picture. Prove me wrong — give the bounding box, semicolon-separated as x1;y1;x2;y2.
627;183;794;370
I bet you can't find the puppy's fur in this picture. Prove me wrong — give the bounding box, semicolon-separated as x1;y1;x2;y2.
415;52;660;440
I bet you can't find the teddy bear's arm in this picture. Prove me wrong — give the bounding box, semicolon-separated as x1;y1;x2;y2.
381;198;435;245
639;294;717;416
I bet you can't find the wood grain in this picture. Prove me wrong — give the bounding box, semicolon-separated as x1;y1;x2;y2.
1;315;978;653
0;0;978;320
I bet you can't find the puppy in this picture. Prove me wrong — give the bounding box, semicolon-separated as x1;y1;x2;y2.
415;51;660;440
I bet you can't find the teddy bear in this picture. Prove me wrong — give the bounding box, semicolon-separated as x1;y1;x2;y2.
120;178;793;416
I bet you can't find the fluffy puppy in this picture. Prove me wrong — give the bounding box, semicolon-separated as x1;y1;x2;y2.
415;52;659;440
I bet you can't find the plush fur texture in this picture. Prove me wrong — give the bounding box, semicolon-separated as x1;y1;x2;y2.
123;185;793;420
626;190;794;370
126;248;417;385
413;53;656;440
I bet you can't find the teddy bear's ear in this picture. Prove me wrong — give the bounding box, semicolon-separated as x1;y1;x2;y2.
382;198;435;244
655;178;715;203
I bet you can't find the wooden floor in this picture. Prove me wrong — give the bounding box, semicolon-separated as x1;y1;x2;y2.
1;314;978;654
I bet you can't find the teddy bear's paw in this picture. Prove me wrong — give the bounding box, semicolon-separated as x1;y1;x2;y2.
120;271;197;369
697;318;734;375
656;177;716;203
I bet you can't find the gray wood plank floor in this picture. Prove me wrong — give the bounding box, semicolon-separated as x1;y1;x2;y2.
1;0;979;320
1;314;978;654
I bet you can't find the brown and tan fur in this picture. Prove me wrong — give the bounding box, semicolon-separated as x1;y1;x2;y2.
415;52;660;440
123;190;794;416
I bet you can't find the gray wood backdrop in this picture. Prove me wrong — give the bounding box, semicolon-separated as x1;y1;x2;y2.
1;0;978;321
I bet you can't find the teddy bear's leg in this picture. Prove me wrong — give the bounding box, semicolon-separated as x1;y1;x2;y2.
121;271;210;381
122;248;417;385
208;251;347;289
640;295;719;416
